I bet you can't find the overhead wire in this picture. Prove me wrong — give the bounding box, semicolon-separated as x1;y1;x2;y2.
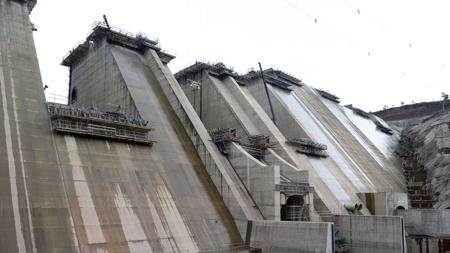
284;0;450;78
283;0;450;104
339;0;450;77
340;0;391;33
284;0;357;47
284;0;450;91
284;0;370;55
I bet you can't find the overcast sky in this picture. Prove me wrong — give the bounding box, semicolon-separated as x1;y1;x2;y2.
31;0;450;111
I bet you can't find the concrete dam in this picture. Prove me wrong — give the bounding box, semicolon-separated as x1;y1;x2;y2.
3;0;445;252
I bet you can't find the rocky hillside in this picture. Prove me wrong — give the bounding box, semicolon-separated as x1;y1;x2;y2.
375;101;449;128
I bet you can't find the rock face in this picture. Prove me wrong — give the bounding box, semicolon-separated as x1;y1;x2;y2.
375;101;450;128
399;112;450;208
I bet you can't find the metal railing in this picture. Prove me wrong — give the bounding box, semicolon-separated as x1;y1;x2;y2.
62;21;160;64
287;138;328;157
46;93;68;105
47;103;154;145
209;128;240;155
276;182;313;194
47;103;151;130
316;89;341;103
287;138;327;150
51;119;153;145
282;205;310;221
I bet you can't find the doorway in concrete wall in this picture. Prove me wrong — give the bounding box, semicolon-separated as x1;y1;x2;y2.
281;195;308;221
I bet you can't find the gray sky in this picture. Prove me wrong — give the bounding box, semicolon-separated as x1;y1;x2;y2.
31;0;450;111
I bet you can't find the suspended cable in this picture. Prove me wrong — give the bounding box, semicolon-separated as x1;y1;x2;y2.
284;0;449;78
340;0;417;52
340;0;391;33
284;0;363;50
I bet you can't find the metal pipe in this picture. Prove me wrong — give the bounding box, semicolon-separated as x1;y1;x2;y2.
258;62;276;125
344;203;363;212
103;14;111;29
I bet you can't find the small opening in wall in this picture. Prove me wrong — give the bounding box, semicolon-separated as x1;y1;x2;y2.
70;87;78;104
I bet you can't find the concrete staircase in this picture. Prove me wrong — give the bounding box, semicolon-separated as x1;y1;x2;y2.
399;133;436;208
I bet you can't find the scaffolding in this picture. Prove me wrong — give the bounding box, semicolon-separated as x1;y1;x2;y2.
240;134;275;160
62;21;175;67
373;120;394;135
269;69;303;87
208;129;275;159
209;128;240;155
316;89;341;103
209;63;238;79
47;103;154;145
175;61;245;86
263;68;303;91
264;75;293;91
287;138;328;158
238;68;302;90
345;104;371;119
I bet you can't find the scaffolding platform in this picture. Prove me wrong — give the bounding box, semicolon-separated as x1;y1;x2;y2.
287;138;328;158
47;103;154;145
240;134;275;160
316;89;341;103
263;68;302;91
264;75;294;91
239;68;302;90
209;63;239;79
62;21;175;67
345;104;371;119
373;120;394;135
174;61;249;87
209;128;240;155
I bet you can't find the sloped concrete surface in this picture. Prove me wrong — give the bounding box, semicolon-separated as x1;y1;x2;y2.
0;1;79;251
246;78;405;214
